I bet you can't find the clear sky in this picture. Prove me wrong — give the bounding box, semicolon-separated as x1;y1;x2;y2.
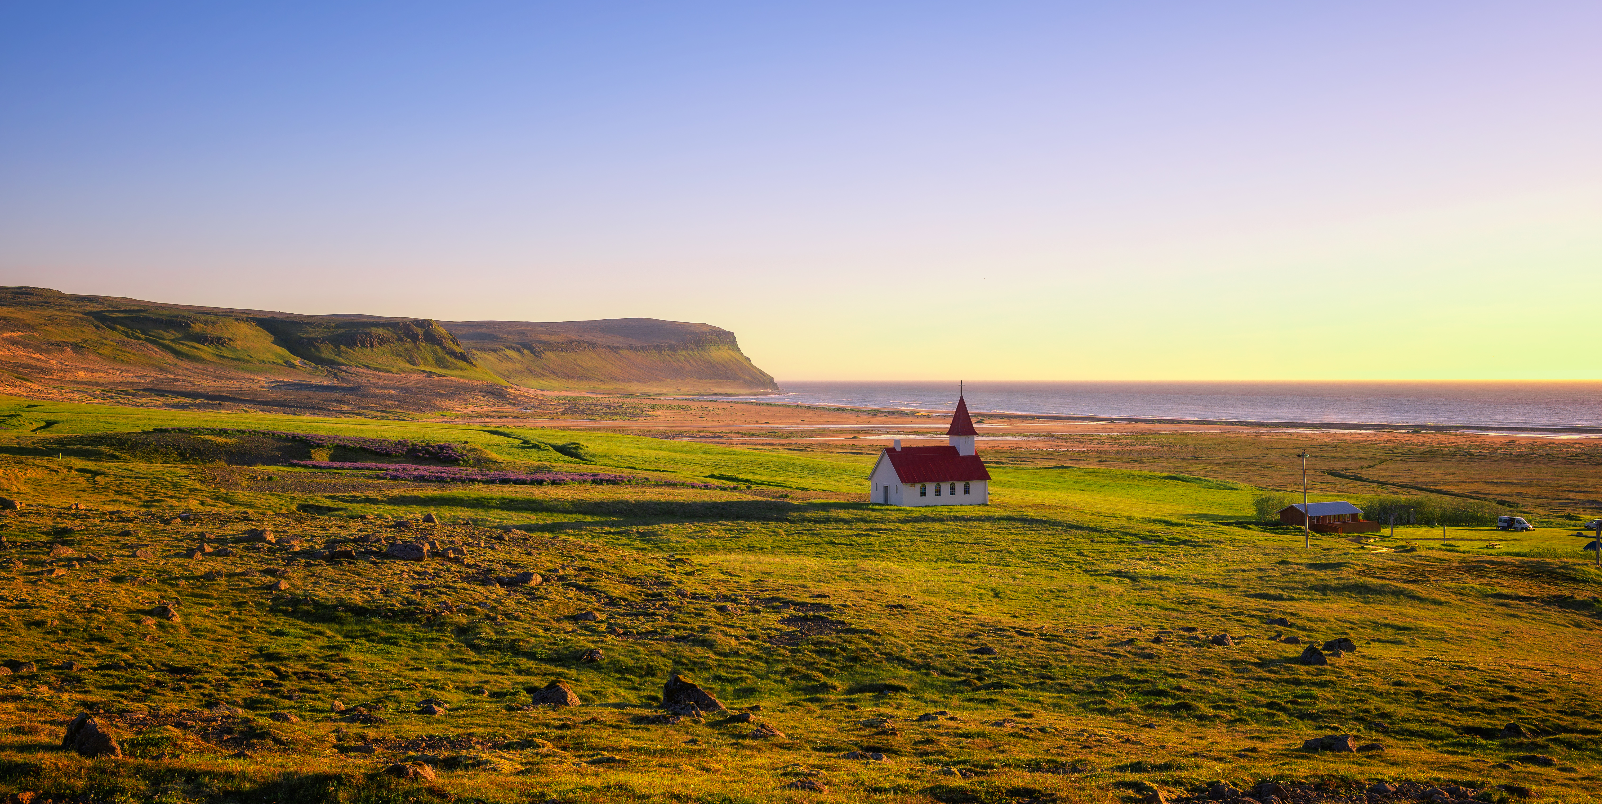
1;2;1598;380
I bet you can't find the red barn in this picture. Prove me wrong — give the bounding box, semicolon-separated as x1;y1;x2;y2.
1279;501;1380;534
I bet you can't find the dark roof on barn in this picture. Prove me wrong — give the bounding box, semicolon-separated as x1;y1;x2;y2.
1281;501;1364;516
946;396;979;436
882;445;991;483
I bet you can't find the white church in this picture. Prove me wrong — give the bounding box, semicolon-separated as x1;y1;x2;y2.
868;394;991;506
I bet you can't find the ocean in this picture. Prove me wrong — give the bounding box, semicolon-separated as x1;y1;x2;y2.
707;381;1602;432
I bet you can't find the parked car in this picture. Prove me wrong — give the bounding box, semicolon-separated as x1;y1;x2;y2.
1496;516;1534;532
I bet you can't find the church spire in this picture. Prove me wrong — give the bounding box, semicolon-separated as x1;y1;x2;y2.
946;390;978;437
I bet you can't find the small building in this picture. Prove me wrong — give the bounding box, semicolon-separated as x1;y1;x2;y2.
1279;501;1381;534
868;395;990;506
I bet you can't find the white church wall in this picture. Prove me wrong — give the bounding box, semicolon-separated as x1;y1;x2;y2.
897;478;987;507
868;456;902;504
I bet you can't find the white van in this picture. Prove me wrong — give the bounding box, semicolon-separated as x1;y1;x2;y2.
1496;516;1534;532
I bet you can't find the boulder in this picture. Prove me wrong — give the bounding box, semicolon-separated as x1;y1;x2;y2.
1207;782;1241;801
418;702;447;716
241;529;276;544
386;542;429;561
579;648;603;663
1514;754;1556;767
573;611;601;622
749;722;786;739
421;513;438;524
383;763;437;782
0;498;22;510
1298;645;1327;666
1150;635;1166;644
1209;634;1234;647
662;673;725;715
1281;635;1301;644
325;548;357;560
530;680;581;707
212;547;235;557
61;713;122;757
1500;722;1531;738
784;778;828;792
1367;782;1397;797
266;580;290;592
1251;779;1289;799
499;571;540;586
1267;617;1292;627
1301;734;1357;752
1322;637;1357;653
971;646;997;655
155;604;180;623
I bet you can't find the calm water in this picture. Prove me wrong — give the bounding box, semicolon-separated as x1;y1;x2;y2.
708;381;1601;431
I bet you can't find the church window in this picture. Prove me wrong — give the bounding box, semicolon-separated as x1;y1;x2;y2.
964;482;971;495
949;482;956;495
919;484;927;497
934;483;941;496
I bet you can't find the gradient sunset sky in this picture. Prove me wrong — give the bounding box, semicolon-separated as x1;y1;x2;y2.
1;2;1597;380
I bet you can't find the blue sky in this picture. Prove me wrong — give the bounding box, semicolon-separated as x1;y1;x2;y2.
1;2;1598;379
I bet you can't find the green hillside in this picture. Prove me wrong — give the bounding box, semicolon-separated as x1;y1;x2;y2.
0;287;775;397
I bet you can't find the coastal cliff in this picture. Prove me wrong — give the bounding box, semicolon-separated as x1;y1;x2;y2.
0;287;776;412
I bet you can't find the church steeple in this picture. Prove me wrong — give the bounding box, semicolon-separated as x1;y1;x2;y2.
947;384;978;455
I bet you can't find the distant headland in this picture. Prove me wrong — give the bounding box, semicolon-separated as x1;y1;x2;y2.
0;287;777;413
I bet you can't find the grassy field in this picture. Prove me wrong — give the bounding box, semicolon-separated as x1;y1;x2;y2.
0;397;1597;803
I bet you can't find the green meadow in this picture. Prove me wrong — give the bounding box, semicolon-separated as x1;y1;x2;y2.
0;397;1597;803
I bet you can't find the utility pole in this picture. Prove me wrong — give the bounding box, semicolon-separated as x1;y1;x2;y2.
1298;451;1310;549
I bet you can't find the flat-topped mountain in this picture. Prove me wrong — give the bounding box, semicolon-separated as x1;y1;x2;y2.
0;287;775;412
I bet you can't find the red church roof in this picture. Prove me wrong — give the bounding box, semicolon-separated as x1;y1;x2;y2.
946;396;979;436
882;445;990;483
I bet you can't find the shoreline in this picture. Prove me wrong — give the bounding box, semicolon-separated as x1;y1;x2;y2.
677;396;1602;436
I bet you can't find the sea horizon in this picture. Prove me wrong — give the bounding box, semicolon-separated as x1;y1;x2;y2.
703;380;1602;432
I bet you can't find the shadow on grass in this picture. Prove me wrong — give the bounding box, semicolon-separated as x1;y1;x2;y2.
327;493;1111;532
0;755;451;804
345;493;841;523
